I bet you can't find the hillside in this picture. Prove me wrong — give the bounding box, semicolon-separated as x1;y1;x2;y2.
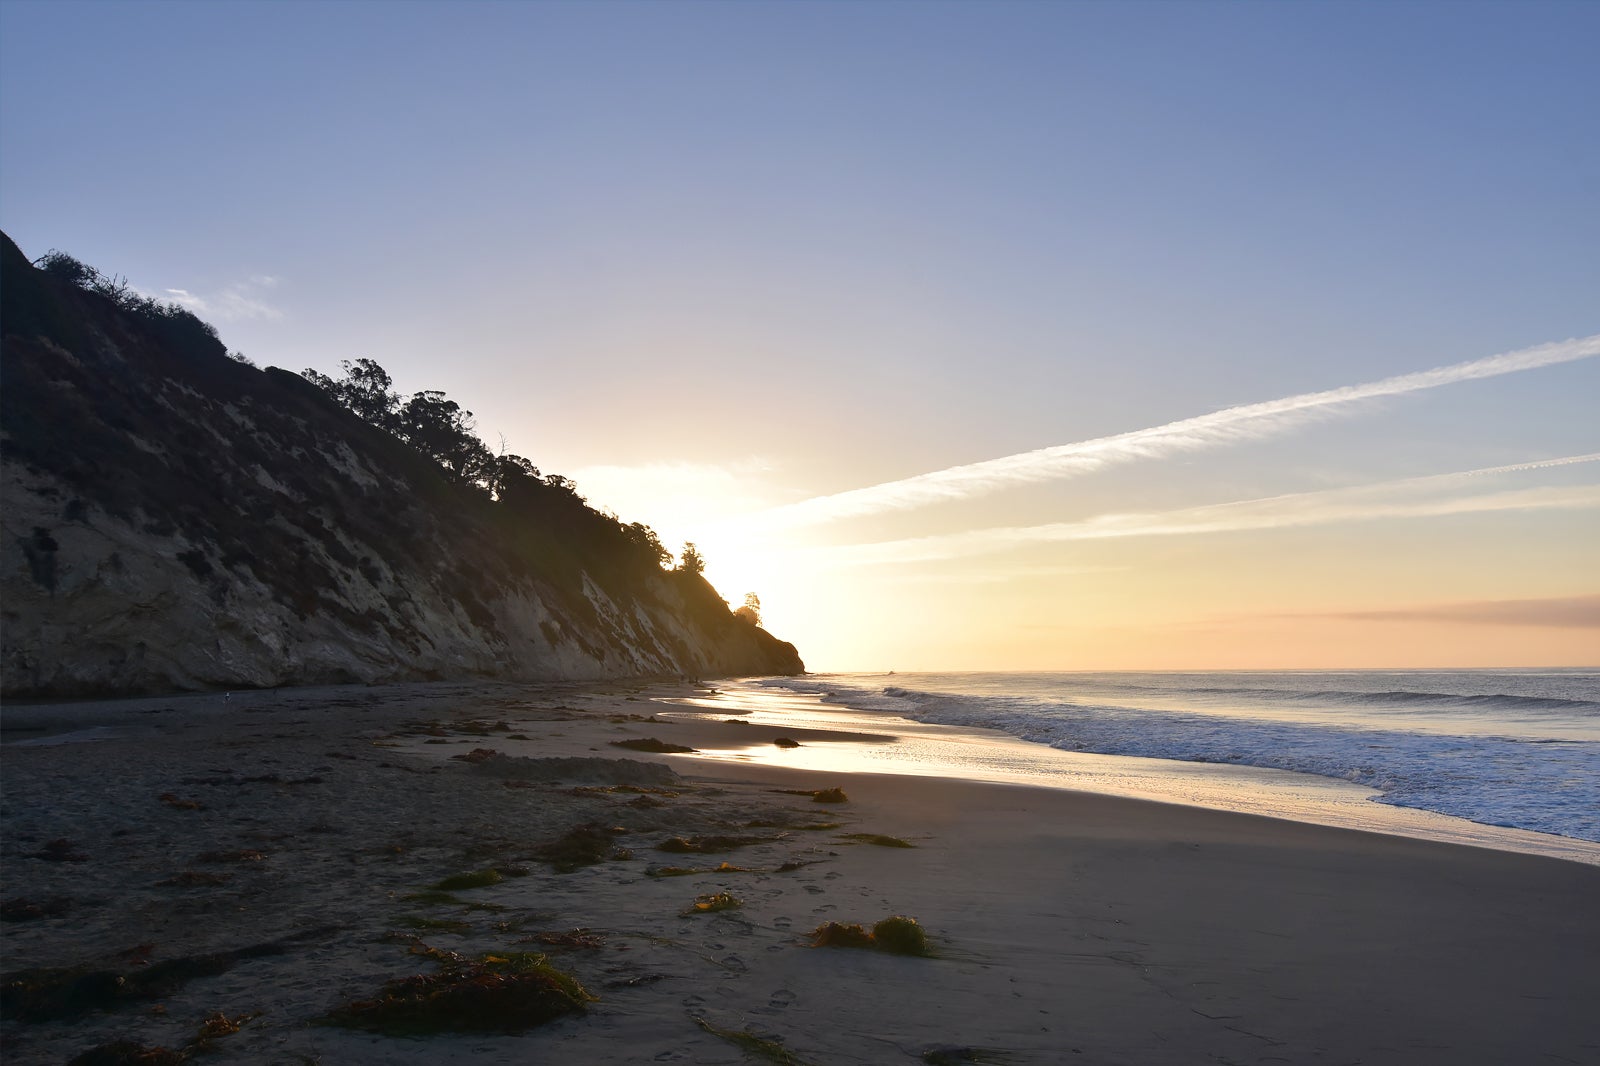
0;232;802;697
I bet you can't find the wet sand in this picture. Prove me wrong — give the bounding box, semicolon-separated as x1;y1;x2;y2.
3;679;1597;1064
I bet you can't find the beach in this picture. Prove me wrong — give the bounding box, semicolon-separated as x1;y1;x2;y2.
3;679;1597;1065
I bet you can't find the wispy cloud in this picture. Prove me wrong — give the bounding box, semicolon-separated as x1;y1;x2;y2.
1304;594;1600;629
751;335;1600;530
808;455;1600;568
151;276;283;322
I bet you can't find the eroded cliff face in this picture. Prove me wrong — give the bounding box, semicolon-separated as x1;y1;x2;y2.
0;234;802;698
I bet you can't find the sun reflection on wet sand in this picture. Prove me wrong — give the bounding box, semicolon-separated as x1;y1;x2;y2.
655;682;1600;866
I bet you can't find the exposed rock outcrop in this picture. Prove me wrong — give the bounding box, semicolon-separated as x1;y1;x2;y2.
0;232;802;697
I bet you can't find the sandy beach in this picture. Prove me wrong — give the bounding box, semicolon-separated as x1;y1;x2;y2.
3;679;1597;1065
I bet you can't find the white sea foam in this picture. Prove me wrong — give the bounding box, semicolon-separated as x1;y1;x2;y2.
757;670;1600;845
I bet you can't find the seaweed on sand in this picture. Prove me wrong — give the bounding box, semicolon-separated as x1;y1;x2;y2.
323;950;594;1035
685;892;742;914
3;941;292;1022
532;823;633;872
810;915;933;956
66;1014;264;1066
655;833;782;854
774;787;848;803
809;922;875;949
518;928;606;950
837;833;915;848
610;738;697;754
692;1015;810;1065
431;868;503;891
921;1047;1010;1065
871;915;932;956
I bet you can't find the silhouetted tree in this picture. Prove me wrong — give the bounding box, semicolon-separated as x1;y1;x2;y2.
679;542;705;574
396;390;494;485
734;592;761;626
303;358;402;431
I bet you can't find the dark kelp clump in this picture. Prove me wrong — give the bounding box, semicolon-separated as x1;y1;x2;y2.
837;833;915;848
656;833;781;854
775;787;848;804
811;915;932;956
71;1010;264;1064
533;823;633;872
324;950;593;1035
3;944;287;1022
810;922;876;949
609;738;697;754
431;869;504;891
871;915;932;956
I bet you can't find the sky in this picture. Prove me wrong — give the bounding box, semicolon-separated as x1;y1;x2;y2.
2;0;1596;671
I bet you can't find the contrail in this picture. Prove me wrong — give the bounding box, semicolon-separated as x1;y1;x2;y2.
809;455;1600;568
750;334;1600;529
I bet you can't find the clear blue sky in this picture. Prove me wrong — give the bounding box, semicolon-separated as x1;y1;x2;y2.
4;1;1596;668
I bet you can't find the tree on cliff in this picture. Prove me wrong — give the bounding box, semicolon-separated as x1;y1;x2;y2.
734;592;761;626
679;542;705;574
302;358;401;431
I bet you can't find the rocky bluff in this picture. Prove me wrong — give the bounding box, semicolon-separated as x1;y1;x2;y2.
0;232;802;697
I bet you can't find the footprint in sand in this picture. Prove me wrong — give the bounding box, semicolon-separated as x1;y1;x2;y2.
769;989;797;1009
804;885;824;895
720;954;747;973
824;871;842;881
773;916;793;929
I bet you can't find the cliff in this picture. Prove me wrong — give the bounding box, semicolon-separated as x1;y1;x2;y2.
0;232;803;698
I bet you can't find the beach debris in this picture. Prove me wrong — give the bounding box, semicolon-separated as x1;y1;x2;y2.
1;896;71;921
610;737;697;754
809;922;876;949
921;1046;1007;1065
518;928;606;949
466;753;680;786
837;833;915;848
773;737;801;748
811;915;933;956
871;915;932;956
451;747;500;763
774;787;848;803
532;822;634;872
430;868;503;891
686;891;742;914
157;794;203;811
2;941;289;1022
656;833;782;854
691;1015;810;1065
32;838;88;862
323;949;594;1035
648;861;751;878
67;1008;263;1063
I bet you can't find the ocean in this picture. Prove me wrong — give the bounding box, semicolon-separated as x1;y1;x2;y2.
728;669;1600;858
